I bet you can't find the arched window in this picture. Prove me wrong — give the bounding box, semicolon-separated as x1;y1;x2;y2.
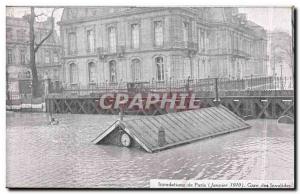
155;57;164;81
25;71;31;78
69;63;77;83
131;58;141;81
88;62;96;83
109;60;117;83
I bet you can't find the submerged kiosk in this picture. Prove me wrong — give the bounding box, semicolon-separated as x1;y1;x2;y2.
92;105;251;153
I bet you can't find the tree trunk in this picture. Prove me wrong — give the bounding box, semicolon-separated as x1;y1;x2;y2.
29;7;40;97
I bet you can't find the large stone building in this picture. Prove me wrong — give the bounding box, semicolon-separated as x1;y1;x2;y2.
59;7;268;89
6;16;62;98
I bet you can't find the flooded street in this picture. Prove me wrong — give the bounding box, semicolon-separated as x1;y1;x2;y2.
6;112;294;188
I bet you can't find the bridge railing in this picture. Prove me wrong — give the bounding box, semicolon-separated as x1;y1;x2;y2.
53;76;294;97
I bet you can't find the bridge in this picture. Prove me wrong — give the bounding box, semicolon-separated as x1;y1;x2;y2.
46;76;294;119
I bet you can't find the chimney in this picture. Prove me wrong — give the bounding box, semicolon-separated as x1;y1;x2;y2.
158;127;166;147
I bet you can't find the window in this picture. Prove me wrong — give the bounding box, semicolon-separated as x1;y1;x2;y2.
183;22;189;42
155;57;164;81
108;27;117;53
203;60;206;74
88;62;97;83
68;32;77;54
198;29;205;52
242;39;246;52
69;63;77;83
7;49;13;64
234;34;238;50
53;69;59;80
20;49;26;65
171;56;183;79
45;50;50;63
87;29;95;52
53;51;59;63
25;71;31;78
16;30;25;41
6;28;13;40
216;32;221;49
184;58;191;78
109;60;117;83
197;59;206;78
197;59;201;78
131;59;141;81
154;21;163;46
131;24;140;49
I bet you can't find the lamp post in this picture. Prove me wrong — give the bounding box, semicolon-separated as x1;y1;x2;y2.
280;64;283;90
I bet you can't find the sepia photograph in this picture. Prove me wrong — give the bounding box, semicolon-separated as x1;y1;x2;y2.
5;4;295;189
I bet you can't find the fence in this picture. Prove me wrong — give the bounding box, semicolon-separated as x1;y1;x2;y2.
6;79;63;106
57;76;294;97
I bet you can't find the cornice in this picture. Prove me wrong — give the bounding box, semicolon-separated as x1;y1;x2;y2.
59;7;171;26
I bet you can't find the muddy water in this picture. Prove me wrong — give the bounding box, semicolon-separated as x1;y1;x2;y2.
6;112;294;188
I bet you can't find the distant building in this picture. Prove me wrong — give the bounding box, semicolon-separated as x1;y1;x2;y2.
58;7;268;89
6;16;62;99
267;31;293;77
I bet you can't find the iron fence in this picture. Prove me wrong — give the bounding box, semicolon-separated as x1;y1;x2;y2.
57;76;294;97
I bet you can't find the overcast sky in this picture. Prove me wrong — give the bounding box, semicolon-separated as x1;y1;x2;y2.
6;7;293;35
239;7;292;35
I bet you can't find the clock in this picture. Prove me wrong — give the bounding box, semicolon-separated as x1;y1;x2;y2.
120;132;131;147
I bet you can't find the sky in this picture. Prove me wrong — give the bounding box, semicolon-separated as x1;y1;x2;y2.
6;7;293;36
239;7;292;35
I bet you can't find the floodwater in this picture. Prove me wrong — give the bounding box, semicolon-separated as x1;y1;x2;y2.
6;112;294;188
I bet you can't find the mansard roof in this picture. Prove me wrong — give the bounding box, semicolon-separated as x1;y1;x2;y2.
59;7;267;39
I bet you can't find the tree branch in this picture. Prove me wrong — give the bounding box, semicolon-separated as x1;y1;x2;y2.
34;8;57;53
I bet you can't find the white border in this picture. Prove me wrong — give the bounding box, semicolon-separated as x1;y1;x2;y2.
1;0;298;193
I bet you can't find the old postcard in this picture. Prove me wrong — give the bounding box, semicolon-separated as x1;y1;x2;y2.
6;6;295;189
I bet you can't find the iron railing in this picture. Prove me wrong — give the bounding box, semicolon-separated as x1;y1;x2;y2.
56;76;294;97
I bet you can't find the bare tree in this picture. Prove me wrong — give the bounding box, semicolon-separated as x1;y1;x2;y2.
25;7;57;97
270;32;293;77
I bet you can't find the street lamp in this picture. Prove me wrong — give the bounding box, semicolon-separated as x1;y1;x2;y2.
280;63;283;89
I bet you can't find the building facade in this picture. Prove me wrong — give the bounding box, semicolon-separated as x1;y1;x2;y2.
6;16;62;98
59;7;268;89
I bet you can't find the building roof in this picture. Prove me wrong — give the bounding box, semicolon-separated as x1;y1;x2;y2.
59;7;267;39
92;105;251;152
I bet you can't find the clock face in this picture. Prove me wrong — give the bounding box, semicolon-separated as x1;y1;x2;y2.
120;133;131;147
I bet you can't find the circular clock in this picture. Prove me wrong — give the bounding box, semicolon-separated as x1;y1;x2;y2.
120;132;131;147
